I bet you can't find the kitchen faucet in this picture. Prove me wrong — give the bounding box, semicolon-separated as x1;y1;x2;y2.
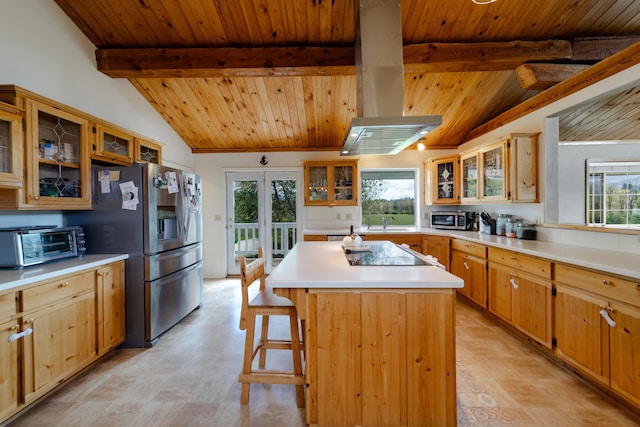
382;216;395;230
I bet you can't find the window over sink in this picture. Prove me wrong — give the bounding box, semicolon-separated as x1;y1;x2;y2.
361;169;418;228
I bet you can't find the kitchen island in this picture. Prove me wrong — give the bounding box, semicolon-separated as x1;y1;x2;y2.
266;241;463;427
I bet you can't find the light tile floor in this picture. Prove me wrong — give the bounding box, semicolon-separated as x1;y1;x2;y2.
6;279;640;427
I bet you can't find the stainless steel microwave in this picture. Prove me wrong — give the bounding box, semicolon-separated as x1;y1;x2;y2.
430;212;468;230
0;226;85;268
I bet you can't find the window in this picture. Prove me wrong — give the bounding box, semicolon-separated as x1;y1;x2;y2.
586;160;640;226
361;169;417;227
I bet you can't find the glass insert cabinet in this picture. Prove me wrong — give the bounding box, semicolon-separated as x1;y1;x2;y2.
430;157;460;204
480;141;508;201
304;160;358;206
93;124;134;165
460;152;478;202
25;99;91;209
0;103;23;188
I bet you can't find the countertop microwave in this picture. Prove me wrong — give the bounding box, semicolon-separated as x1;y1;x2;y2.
0;226;85;268
430;212;474;230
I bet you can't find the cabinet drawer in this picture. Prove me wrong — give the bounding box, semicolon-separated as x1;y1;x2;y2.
0;292;17;320
555;264;640;305
488;247;551;279
21;271;95;313
451;239;486;259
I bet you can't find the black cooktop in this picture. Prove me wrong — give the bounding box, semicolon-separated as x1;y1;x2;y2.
343;241;429;266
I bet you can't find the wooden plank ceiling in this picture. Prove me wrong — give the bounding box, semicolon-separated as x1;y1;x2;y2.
54;0;640;153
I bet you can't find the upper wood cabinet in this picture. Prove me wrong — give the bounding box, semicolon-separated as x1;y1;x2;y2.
459;132;539;204
92;124;134;165
304;160;358;206
0;102;23;189
25;98;91;209
134;137;162;165
480;141;508;201
460;152;479;203
430;156;459;204
509;133;539;203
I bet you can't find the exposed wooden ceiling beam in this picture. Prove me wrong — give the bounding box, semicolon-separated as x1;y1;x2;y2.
465;41;640;142
403;40;572;73
516;63;591;90
96;39;577;78
571;36;640;61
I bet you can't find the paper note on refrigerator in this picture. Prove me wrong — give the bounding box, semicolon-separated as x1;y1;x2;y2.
166;171;179;194
119;180;139;210
99;170;111;193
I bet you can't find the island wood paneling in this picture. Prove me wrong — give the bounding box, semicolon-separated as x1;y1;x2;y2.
308;288;456;426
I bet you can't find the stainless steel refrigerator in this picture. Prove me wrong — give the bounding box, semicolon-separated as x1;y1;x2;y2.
67;163;203;347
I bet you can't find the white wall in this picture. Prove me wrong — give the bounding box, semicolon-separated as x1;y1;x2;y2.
0;0;193;171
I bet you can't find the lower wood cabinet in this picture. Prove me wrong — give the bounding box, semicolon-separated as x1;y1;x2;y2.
0;317;18;421
22;290;96;404
0;260;125;423
554;284;609;385
96;262;126;355
450;239;487;307
488;248;552;348
555;263;640;407
422;235;451;270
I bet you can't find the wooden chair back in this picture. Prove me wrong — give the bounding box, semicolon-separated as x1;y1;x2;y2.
239;247;264;331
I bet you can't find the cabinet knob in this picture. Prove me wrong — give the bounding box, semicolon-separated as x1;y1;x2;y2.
602;279;611;286
58;281;69;288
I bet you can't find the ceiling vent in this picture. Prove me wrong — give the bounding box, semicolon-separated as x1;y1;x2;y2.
341;0;442;156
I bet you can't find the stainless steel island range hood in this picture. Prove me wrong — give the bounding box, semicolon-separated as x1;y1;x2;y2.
341;0;442;156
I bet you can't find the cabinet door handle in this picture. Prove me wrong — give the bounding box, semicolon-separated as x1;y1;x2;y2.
601;279;611;286
58;281;69;288
8;327;33;342
599;307;617;328
463;256;469;270
509;273;519;289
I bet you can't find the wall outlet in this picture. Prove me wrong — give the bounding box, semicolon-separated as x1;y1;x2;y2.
214;214;222;221
336;213;341;220
346;213;352;220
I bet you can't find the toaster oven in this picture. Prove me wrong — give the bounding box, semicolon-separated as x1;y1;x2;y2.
0;226;85;268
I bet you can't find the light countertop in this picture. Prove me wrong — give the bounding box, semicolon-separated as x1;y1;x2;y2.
304;228;639;280
266;241;463;289
0;254;129;293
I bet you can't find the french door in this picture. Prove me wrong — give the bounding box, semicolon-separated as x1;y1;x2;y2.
225;170;302;275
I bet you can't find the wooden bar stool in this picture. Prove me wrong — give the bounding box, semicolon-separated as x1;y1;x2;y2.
238;248;305;407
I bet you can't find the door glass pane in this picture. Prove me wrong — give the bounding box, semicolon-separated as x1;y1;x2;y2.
482;146;504;197
102;131;131;157
462;155;478;199
270;179;297;267
233;179;259;268
308;166;328;201
37;110;82;198
0;118;11;173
